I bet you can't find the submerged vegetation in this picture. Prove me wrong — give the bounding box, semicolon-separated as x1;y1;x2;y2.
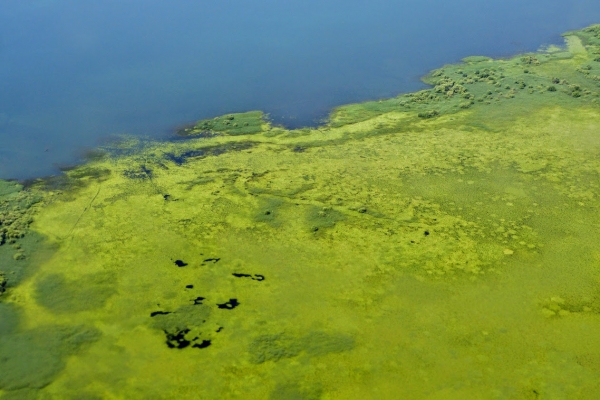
2;25;600;399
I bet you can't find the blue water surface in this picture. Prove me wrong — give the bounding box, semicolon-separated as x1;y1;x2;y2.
2;0;600;179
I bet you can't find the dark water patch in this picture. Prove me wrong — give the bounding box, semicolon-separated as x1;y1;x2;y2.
35;272;117;314
185;284;194;289
150;303;213;350
217;299;239;310
232;273;265;281
192;340;212;349
203;257;220;264
150;304;211;332
165;329;192;349
150;311;172;317
192;297;205;305
174;259;188;267
232;273;252;279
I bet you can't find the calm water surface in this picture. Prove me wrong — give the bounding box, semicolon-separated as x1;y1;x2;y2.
2;0;600;179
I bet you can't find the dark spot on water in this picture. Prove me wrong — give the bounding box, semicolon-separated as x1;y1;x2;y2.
192;297;206;305
216;327;223;333
163;194;170;200
150;311;172;317
232;273;265;281
185;284;194;289
264;210;271;215
203;258;220;263
424;231;430;236
165;329;191;349
192;340;212;349
174;260;188;267
217;299;239;310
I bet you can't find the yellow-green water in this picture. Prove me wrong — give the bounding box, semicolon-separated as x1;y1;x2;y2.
2;26;600;399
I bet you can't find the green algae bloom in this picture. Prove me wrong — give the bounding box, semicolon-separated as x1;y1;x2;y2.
2;25;600;399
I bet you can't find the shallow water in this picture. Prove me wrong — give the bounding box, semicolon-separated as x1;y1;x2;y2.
3;0;600;178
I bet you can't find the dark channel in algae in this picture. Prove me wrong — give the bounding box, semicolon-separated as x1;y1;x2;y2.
2;25;600;398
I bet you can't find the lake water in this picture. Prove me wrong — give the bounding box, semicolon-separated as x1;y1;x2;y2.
2;0;600;179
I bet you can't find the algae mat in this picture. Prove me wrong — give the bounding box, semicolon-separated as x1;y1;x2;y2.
3;26;600;399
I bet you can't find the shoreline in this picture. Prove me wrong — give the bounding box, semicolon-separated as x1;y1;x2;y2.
0;24;584;183
2;23;600;398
